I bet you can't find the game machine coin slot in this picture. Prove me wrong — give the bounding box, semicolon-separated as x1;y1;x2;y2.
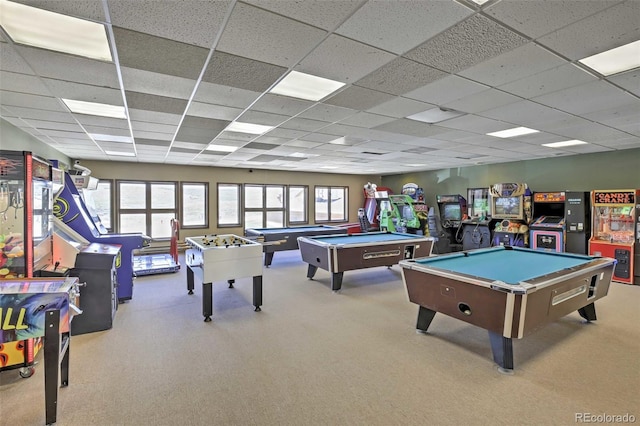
461;187;493;251
589;189;637;284
530;191;567;252
490;183;532;248
436;194;467;252
0;150;55;377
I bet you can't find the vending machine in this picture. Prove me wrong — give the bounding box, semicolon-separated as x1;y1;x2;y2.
589;190;637;284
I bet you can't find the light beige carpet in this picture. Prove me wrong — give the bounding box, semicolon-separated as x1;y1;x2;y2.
1;251;639;426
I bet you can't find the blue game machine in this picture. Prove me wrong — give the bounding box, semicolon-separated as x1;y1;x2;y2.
53;169;150;302
490;183;532;248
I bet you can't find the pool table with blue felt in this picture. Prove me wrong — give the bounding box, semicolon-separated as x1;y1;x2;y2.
245;225;344;267
297;231;434;292
399;246;616;372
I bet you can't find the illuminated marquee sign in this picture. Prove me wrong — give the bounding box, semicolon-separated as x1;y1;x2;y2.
593;191;634;205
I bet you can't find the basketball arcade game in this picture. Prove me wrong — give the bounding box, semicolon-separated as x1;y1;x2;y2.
589;190;637;284
490;183;532;247
54;172;150;302
0;150;56;376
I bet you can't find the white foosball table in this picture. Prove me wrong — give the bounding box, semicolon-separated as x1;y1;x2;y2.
185;234;263;322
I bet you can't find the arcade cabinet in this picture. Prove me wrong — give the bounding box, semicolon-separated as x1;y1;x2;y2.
0;150;55;377
436;194;466;252
565;191;592;254
461;187;493;251
529;192;567;252
636;189;640;285
50;219;121;335
54;171;150;302
379;194;422;234
490;183;532;247
402;183;430;236
589;189;637;284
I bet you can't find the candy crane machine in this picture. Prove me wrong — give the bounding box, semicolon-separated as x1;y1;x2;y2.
589;190;637;284
0;150;55;376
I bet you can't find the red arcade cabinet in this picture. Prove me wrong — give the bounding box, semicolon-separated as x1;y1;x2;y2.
589;189;637;284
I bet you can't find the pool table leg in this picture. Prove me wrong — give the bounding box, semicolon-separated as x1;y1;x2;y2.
416;306;437;332
331;272;344;292
253;275;262;312
578;303;597;321
187;266;194;295
203;282;213;322
306;264;318;279
264;252;274;268
488;331;514;372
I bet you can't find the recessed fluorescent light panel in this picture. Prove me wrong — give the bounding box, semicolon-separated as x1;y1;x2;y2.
206;144;238;152
225;121;274;135
542;140;588;148
62;99;126;119
0;0;112;61
269;71;345;101
487;127;539;138
89;133;133;143
407;107;465;123
579;40;640;76
105;150;135;157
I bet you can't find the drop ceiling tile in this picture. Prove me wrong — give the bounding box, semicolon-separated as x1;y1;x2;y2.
405;75;489;105
175;126;224;144
173;141;211;150
215;131;255;142
296;35;395;84
217;3;327;68
201;51;287;93
14;0;106;21
479;100;573;128
38;129;90;139
338;112;396;128
297;103;356;122
83;126;131;137
324;86;395;110
443;89;521;114
336;0;471;54
0;106;76;122
548;121;632;142
366;97;434;118
250;94;314;116
113;27;209;79
181;116;230;132
497;63;597;99
438;115;508;134
0;45;35;74
244;0;362;30
97;141;135;152
0;91;63;111
187;102;243;121
293;133;338;143
537;1;639;60
125;91;188;115
132;130;173;141
238;110;289;126
22;119;84;132
42;79;123;105
458;43;566;87
356;57;447;96
404;14;528;73
0;71;51;96
130;120;176;134
485;0;620;39
193;82;261;109
120;67;196;100
531;80;636;115
280;117;329;132
108;0;231;48
75;116;129;129
373;119;447;138
127;109;182;125
609;69;640;97
15;46;120;88
244;142;278;151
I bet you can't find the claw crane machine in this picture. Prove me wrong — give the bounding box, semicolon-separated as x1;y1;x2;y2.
589;189;637;284
0;150;55;377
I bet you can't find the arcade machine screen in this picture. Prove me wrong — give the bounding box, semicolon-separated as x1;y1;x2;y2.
493;196;523;220
443;203;462;221
472;199;489;217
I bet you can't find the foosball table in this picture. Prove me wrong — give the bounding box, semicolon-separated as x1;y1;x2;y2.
185;234;263;322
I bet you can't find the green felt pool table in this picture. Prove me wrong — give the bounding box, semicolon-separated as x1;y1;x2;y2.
399;246;617;372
